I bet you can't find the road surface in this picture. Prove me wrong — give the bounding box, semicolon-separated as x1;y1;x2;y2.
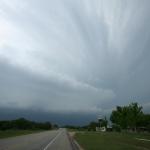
0;129;74;150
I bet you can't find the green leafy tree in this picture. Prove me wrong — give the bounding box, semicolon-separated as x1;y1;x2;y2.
110;106;129;129
128;103;143;131
110;102;143;131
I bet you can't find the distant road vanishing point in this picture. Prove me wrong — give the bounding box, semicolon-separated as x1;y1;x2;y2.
0;129;76;150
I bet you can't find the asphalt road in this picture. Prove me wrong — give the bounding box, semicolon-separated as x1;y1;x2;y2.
0;129;74;150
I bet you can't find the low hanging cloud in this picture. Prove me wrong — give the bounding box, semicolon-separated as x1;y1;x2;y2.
0;0;150;115
0;60;115;113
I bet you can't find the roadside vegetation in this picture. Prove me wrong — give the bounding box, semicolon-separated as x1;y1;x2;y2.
0;118;58;139
67;102;150;132
75;131;150;150
67;102;150;150
110;102;150;132
0;130;42;139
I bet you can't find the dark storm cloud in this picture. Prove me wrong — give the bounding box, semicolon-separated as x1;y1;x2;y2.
0;0;150;124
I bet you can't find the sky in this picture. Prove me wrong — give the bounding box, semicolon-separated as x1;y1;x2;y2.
0;0;150;125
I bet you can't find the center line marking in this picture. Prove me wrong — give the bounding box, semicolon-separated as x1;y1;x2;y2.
43;130;62;150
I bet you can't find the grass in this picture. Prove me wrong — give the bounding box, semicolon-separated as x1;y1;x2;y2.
75;131;150;150
0;130;43;139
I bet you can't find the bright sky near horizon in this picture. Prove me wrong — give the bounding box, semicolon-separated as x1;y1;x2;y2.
0;0;150;122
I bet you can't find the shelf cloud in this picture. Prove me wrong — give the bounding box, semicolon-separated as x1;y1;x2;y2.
0;0;150;123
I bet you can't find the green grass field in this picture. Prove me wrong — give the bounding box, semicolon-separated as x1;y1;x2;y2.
0;130;42;139
75;132;150;150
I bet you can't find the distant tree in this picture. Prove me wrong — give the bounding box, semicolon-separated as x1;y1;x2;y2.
110;106;129;129
0;121;12;130
0;118;52;130
128;103;143;131
110;102;143;131
135;113;150;132
12;118;32;129
88;122;99;131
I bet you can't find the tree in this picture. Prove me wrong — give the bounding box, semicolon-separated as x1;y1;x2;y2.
128;103;143;131
0;118;52;130
110;106;129;129
110;102;143;131
88;122;99;131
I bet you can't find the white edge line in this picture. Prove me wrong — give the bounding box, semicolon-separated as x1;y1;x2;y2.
135;138;150;142
43;130;62;150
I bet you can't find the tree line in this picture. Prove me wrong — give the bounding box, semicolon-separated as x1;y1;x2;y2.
0;118;56;130
64;118;108;131
110;102;150;132
65;102;150;132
